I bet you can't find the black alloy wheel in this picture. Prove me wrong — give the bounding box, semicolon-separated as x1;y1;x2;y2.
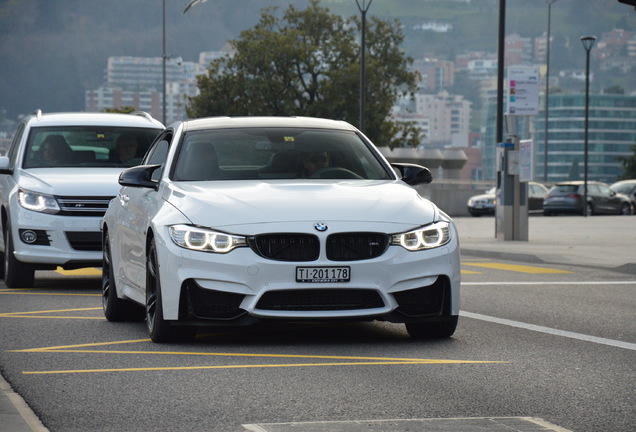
146;239;196;343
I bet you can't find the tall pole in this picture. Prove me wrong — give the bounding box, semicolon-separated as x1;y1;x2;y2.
496;0;506;145
581;36;596;217
162;0;167;123
355;0;372;134
543;0;559;183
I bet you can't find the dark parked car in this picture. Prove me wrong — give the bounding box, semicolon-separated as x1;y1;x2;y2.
467;182;548;217
610;179;636;214
543;180;633;216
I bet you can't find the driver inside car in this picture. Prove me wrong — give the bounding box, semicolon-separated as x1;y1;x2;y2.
302;151;331;177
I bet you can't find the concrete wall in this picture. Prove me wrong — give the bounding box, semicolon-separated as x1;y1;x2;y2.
414;181;494;218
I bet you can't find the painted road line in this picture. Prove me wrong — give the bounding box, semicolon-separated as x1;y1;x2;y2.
54;267;101;276
463;281;636;285
461;311;636;351
463;262;573;274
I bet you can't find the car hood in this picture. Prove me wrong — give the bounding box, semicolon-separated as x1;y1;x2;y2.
17;168;125;196
469;193;495;201
163;180;438;230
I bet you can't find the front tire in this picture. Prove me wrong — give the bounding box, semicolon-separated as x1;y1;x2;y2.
102;231;144;322
619;202;631;215
3;221;35;288
146;239;196;343
405;316;458;339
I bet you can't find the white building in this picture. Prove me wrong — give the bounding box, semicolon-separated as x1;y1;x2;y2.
415;91;472;147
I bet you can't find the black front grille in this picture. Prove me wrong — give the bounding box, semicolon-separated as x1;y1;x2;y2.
393;277;447;317
326;232;389;261
56;196;114;217
65;231;102;251
256;289;384;311
249;234;319;261
185;280;246;319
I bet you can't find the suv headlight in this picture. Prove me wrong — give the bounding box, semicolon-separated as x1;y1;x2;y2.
390;221;451;251
169;224;246;253
18;189;60;214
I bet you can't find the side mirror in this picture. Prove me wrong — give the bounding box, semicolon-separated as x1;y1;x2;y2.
119;164;161;189
0;156;12;175
391;163;433;186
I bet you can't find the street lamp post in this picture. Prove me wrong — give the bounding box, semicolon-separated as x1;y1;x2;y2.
355;0;372;134
581;36;596;217
543;0;559;183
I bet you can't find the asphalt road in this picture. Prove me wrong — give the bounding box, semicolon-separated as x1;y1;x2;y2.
1;256;634;432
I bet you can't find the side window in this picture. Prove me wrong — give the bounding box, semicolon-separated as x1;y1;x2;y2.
598;184;611;196
7;123;26;167
143;131;172;181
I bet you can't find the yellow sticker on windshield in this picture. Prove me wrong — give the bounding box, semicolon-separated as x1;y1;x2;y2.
284;137;295;141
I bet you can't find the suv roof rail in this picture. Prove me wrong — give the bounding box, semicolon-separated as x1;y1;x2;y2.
34;109;42;120
130;111;155;121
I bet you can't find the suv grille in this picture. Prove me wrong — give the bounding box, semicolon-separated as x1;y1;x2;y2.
249;234;319;261
326;232;389;261
256;289;384;311
56;196;114;217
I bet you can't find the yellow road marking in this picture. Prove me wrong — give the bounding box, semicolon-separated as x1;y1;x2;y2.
54;267;101;276
22;359;504;375
0;307;102;319
0;291;100;296
463;262;572;274
13;339;505;374
461;269;482;274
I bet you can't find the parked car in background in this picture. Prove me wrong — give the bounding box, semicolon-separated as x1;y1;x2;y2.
102;116;461;343
610;179;636;214
543;180;633;216
0;110;163;288
467;182;548;217
467;187;496;216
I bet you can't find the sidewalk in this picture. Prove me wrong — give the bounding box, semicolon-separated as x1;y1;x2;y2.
455;215;636;274
2;215;635;432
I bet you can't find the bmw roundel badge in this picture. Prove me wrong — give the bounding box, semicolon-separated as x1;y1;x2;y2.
314;222;328;232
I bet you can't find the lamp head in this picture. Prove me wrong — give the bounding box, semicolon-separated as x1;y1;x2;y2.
580;36;597;52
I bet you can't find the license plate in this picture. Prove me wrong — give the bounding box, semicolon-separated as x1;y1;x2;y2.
296;266;350;283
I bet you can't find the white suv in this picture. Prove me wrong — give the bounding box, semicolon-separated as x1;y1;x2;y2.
0;110;163;288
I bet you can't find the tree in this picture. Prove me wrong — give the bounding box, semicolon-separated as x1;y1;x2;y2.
617;144;636;179
186;0;422;148
103;105;136;114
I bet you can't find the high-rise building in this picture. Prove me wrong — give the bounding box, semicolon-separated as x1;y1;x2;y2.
534;93;636;183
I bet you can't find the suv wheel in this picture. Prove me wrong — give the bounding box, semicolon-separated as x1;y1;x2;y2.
4;220;35;288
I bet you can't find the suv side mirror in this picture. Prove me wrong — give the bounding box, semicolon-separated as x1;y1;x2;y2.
119;164;161;189
391;163;433;186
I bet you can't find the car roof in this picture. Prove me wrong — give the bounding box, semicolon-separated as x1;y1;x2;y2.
25;111;164;129
179;116;357;132
554;180;605;185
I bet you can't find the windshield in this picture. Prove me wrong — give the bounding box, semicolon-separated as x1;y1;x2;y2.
171;128;393;181
23;126;162;168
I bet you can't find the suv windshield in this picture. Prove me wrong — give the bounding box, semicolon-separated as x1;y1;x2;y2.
171;128;392;181
23;126;162;168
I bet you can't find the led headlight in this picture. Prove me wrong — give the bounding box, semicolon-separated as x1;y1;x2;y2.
390;221;451;251
169;224;246;253
18;189;60;214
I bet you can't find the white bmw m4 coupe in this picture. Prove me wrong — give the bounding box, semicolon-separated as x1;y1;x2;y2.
101;116;461;343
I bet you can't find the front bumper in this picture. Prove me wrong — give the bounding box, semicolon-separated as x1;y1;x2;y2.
152;224;461;325
10;207;102;268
